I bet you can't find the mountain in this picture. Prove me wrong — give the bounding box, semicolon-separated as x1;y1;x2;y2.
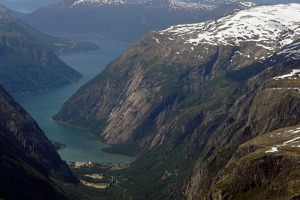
0;4;99;55
20;0;255;42
0;0;298;14
0;8;84;93
0;84;78;199
185;38;300;200
54;3;300;145
53;3;300;199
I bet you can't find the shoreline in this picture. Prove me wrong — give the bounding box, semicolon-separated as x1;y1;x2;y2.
51;117;112;148
51;140;66;150
51;117;102;138
52;118;137;160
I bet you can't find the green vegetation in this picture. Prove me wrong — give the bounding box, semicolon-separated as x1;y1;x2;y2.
60;163;133;200
102;141;142;157
235;187;264;200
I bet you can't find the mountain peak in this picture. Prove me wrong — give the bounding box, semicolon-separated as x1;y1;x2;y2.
158;3;300;52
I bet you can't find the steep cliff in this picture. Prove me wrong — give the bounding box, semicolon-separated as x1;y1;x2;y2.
54;3;300;199
0;8;83;93
0;133;69;200
0;84;79;199
0;84;77;182
186;41;300;199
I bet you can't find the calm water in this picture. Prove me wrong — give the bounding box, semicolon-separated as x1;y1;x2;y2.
13;37;135;164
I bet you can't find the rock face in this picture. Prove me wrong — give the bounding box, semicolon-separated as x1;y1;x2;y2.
0;133;69;200
186;43;300;199
54;3;300;199
0;8;83;93
21;0;254;42
0;84;77;182
0;84;78;199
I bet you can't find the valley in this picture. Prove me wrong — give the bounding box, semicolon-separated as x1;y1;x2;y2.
13;37;135;164
0;1;300;200
52;3;300;199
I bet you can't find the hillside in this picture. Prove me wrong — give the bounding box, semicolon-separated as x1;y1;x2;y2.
0;8;83;93
20;0;254;42
0;84;78;199
0;4;99;55
53;3;300;199
205;125;300;199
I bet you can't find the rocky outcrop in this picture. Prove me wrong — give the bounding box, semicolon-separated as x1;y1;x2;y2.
204;125;300;200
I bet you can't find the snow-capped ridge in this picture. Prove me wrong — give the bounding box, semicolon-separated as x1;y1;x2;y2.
72;0;125;5
144;0;216;10
158;3;300;52
168;0;215;10
66;0;255;11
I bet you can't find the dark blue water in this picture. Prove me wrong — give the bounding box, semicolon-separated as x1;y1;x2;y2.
13;37;135;164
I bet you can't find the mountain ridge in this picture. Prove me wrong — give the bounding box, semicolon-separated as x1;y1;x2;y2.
54;3;300;146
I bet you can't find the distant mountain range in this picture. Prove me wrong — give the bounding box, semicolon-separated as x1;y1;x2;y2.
53;3;300;199
2;0;300;13
20;0;255;42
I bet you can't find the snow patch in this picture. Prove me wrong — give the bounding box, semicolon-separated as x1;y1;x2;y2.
239;2;256;7
73;0;124;5
277;41;300;60
266;127;300;153
159;4;300;51
153;37;160;44
283;137;300;146
273;69;300;80
265;147;278;153
169;0;215;10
